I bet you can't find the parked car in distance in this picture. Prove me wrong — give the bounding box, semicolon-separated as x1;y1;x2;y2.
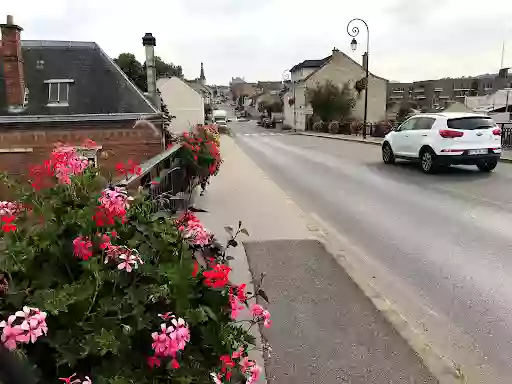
382;112;502;173
272;113;284;126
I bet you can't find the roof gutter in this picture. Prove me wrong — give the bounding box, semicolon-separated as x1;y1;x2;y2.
0;113;162;124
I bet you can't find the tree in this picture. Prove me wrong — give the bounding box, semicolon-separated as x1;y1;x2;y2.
306;81;356;122
160;95;176;143
114;53;146;91
114;53;183;92
397;100;417;121
204;103;213;120
154;56;183;78
258;99;283;118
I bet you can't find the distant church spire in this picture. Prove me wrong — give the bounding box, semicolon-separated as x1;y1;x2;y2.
200;62;206;81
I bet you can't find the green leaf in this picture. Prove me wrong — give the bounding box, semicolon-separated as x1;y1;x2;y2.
240;228;250;236
31;281;95;315
200;305;218;322
257;289;269;303
186;307;208;325
84;328;121;356
224;226;234;235
151;211;170;220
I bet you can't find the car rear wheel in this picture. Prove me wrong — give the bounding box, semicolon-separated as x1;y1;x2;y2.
382;143;395;164
477;159;498;172
420;148;438;174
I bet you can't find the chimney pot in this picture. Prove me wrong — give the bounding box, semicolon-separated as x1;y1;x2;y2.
142;32;156;47
6;15;13;25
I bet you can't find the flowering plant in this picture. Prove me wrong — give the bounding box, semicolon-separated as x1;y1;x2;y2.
0;140;269;383
177;124;222;182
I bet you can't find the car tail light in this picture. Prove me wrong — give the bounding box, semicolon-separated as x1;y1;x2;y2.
439;129;464;138
493;128;502;136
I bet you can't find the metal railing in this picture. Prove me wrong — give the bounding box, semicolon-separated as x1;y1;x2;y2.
501;125;512;148
117;144;194;214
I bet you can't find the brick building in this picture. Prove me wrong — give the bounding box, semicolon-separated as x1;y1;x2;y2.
0;15;165;195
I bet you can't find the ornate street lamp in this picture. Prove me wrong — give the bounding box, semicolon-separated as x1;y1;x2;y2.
347;18;369;139
282;70;296;128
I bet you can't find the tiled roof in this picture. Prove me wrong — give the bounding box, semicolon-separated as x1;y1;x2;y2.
0;40;157;116
290;56;331;72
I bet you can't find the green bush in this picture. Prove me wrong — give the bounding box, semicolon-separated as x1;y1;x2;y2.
0;138;268;383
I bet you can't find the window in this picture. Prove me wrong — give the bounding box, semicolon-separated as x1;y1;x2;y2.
413;117;435;130
397;118;416;131
23;88;29;106
44;79;74;106
77;148;101;168
447;117;495;130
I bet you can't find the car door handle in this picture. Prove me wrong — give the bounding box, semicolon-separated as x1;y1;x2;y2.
422;134;428;137
404;134;409;137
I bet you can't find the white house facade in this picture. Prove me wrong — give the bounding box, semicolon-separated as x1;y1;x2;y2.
283;49;388;130
157;77;205;133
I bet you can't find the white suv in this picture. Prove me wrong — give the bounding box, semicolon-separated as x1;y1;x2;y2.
382;112;502;173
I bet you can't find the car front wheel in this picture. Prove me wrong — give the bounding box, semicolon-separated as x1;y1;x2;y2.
477;159;498;172
382;143;395;164
420;148;438;174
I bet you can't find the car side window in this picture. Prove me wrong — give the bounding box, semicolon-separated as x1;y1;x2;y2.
397;119;416;132
413;117;435;130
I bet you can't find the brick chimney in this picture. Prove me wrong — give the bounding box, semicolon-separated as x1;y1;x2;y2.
1;15;25;110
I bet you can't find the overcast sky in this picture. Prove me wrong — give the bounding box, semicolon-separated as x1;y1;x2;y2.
4;0;512;85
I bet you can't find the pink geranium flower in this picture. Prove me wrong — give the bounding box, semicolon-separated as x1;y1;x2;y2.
73;236;93;260
117;253;143;273
176;212;212;246
0;307;48;350
150;313;190;368
251;304;272;328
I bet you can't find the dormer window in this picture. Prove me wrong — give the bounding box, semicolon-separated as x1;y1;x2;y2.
44;79;74;106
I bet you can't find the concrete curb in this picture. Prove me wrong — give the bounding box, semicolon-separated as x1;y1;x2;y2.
302;213;464;384
294;132;382;146
294;131;512;164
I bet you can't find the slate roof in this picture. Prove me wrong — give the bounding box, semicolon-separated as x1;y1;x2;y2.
0;40;157;117
290;56;331;72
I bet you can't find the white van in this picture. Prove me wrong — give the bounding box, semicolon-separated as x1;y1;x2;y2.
212;110;228;128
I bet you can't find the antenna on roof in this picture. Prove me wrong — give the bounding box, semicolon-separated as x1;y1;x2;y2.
500;40;506;70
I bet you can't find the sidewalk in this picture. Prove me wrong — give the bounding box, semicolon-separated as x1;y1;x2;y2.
197;135;438;383
294;131;512;163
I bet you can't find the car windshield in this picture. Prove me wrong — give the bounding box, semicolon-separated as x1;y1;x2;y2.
447;117;495;130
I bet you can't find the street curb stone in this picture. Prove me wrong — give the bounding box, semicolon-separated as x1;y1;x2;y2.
293;132;382;146
294;131;512;164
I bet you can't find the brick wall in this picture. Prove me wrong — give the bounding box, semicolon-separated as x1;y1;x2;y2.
0;118;163;198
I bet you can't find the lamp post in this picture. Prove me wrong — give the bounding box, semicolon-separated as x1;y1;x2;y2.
347;18;369;139
282;70;296;128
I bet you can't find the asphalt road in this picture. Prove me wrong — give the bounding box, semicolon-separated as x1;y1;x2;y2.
229;118;512;384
